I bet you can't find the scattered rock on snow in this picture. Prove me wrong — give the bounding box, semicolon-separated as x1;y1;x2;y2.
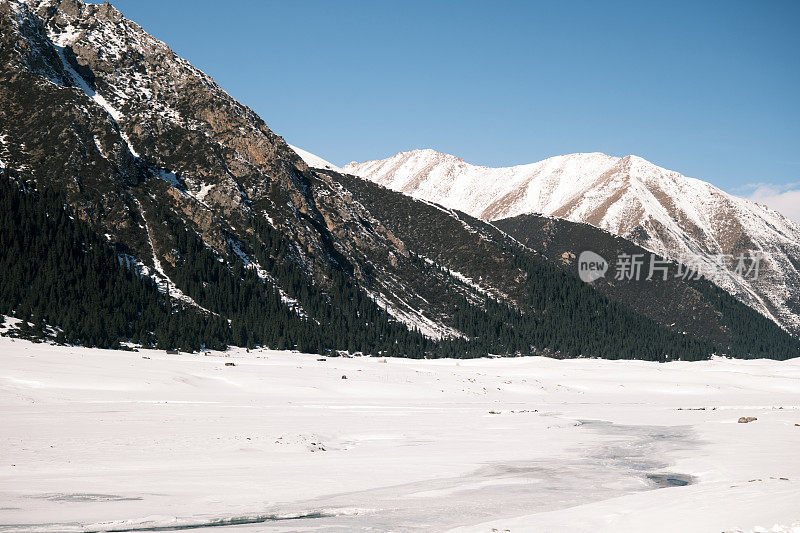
738;416;757;423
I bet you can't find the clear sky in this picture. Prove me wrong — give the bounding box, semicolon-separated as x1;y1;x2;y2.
96;0;799;211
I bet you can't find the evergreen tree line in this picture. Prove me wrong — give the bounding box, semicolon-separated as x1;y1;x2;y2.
158;202;434;357
0;174;227;350
688;276;800;359
1;174;797;360
399;253;713;360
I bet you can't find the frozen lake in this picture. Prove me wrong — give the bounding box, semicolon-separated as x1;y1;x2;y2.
100;421;691;532
0;338;798;532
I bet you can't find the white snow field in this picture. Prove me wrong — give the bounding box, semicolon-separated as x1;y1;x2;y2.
1;337;799;532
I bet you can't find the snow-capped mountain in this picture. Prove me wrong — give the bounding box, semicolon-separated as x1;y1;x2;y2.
2;0;797;359
342;149;800;334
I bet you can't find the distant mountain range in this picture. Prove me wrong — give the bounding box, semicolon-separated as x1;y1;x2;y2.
0;0;797;360
340;149;800;335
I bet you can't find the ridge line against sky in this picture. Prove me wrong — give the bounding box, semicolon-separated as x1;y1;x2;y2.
82;0;800;220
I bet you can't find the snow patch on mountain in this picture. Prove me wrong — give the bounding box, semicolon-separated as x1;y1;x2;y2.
0;134;7;169
228;239;307;318
43;24;147;161
421;255;504;301
290;145;342;172
130;198;212;314
367;289;463;340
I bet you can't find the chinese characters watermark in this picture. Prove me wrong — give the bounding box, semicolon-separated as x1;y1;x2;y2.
577;250;763;283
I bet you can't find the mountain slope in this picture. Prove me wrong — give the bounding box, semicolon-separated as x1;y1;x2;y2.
343;149;800;334
0;0;451;350
1;0;797;359
330;169;799;358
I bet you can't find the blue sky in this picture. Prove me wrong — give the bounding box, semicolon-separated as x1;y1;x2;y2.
98;0;798;204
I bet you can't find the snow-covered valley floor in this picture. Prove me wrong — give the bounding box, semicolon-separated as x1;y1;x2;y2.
1;337;799;532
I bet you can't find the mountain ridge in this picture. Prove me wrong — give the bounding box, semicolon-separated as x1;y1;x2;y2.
337;147;800;334
2;0;798;359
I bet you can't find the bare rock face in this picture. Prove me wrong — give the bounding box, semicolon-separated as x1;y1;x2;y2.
1;0;370;267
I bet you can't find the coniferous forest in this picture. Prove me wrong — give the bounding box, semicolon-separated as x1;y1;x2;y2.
1;174;798;361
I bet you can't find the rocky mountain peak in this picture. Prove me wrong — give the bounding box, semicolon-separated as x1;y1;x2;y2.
341;146;800;334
